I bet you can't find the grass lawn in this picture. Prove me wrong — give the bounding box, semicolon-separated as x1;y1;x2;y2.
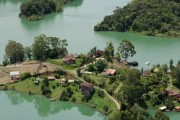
1;77;117;118
47;59;77;70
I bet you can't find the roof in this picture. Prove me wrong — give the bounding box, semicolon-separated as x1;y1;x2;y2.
175;106;180;109
63;54;76;62
166;89;179;96
10;71;20;76
106;69;116;75
68;80;75;83
80;82;93;88
96;50;104;55
48;76;55;80
61;78;67;82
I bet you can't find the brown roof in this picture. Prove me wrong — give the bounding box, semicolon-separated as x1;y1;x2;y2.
106;69;116;75
96;50;104;55
63;54;76;62
80;82;93;88
166;89;179;96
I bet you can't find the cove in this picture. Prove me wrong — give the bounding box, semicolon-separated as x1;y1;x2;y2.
1;0;179;69
0;91;107;120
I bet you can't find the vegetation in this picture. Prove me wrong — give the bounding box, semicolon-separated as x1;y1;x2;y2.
19;0;74;21
5;40;24;64
118;40;136;61
94;0;180;37
32;34;68;60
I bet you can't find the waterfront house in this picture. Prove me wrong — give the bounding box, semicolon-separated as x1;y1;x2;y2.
63;54;76;64
175;106;180;112
10;71;21;80
93;50;104;58
80;82;94;96
164;89;180;100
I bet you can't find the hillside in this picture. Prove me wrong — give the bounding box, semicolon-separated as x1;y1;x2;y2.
94;0;180;37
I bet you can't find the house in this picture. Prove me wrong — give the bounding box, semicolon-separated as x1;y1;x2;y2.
10;71;21;80
93;50;104;58
175;106;180;112
103;69;116;76
68;79;75;83
63;54;76;64
48;76;55;80
80;82;94;96
164;89;180;100
154;67;160;73
59;78;67;84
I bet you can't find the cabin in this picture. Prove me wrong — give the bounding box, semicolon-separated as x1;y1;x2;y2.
164;89;180;100
103;69;116;76
175;106;180;112
80;82;94;96
48;76;55;81
63;54;76;64
10;71;21;80
93;50;104;58
59;78;67;84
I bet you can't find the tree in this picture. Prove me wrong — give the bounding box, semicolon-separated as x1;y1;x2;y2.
152;111;169;120
118;40;136;61
88;47;96;57
104;42;114;61
32;34;48;60
5;40;24;64
32;34;68;60
169;59;174;70
115;52;121;62
95;60;107;73
24;47;32;60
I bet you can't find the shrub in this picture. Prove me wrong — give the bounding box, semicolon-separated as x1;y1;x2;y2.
71;97;76;102
97;90;105;98
20;72;32;80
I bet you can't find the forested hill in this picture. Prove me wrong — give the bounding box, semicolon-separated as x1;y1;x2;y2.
94;0;180;37
19;0;73;21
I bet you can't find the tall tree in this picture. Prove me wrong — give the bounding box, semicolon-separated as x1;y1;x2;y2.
118;40;136;61
104;41;114;61
32;34;48;60
5;40;24;64
24;47;32;60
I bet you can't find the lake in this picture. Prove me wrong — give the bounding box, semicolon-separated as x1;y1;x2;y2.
0;91;107;120
0;0;179;70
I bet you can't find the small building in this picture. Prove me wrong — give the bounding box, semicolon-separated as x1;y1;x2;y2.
48;76;55;81
10;71;21;80
68;79;75;83
154;67;160;73
175;106;180;112
164;89;180;100
103;69;116;76
63;54;76;64
60;78;67;84
159;106;167;111
93;50;104;58
80;82;94;96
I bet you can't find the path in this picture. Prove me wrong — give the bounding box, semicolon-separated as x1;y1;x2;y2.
67;69;121;110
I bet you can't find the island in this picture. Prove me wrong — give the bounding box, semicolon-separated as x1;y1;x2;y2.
19;0;74;21
1;34;180;120
94;0;180;37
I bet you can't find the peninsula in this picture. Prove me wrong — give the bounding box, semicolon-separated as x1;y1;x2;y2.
94;0;180;37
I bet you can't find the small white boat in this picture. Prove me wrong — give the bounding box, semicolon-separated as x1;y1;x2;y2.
145;61;150;65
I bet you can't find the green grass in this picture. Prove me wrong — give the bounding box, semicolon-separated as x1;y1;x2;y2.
47;59;77;70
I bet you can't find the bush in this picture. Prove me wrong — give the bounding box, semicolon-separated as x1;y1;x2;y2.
97;90;105;98
20;72;32;80
52;85;56;89
103;105;109;113
71;97;76;102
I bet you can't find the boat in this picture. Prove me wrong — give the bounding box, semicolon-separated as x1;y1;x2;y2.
50;98;56;101
145;61;150;65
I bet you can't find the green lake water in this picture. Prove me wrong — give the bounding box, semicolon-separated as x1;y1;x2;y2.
1;0;179;70
0;91;107;120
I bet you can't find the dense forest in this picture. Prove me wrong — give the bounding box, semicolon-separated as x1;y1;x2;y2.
94;0;180;37
19;0;73;21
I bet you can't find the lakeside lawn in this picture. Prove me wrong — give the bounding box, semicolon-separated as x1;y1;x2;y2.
1;77;117;117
